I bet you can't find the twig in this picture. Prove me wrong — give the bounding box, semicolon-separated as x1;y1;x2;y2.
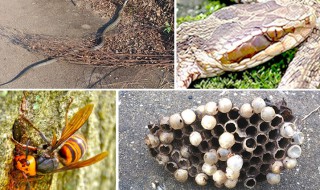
301;105;320;121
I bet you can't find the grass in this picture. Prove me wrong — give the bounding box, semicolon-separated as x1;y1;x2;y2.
177;0;295;89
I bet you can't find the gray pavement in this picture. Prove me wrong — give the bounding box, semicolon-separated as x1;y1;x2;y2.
119;90;320;190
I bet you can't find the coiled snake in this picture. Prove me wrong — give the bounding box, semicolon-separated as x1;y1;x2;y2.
177;0;320;89
0;0;129;87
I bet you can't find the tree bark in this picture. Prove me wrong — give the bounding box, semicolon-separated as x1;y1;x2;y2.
0;91;116;190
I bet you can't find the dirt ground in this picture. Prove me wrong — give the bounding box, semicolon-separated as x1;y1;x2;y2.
119;90;320;190
0;0;173;89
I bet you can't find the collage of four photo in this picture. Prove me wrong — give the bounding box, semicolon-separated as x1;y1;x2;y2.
0;0;319;190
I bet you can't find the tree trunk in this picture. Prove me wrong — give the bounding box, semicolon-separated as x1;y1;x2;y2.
0;91;116;190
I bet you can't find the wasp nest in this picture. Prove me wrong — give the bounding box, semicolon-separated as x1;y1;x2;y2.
145;97;304;188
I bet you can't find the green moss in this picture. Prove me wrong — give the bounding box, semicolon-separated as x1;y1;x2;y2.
178;0;295;89
177;0;226;25
194;49;297;89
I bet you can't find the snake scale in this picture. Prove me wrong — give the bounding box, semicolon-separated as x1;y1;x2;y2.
0;0;129;87
177;0;320;89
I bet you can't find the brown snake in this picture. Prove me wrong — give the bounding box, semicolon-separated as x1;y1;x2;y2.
177;0;320;89
0;0;129;87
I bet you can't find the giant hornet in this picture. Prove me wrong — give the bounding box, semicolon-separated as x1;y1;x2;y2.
12;101;108;183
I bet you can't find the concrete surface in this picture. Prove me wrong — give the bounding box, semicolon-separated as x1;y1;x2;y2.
119;90;320;190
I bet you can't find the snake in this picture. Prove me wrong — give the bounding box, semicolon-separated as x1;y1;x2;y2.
177;0;320;89
0;0;129;87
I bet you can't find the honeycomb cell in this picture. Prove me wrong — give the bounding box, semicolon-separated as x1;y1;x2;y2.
253;146;264;156
165;162;178;173
256;133;268;145
182;125;193;135
212;124;225;137
216;112;229;124
237;117;249;129
259;122;270;132
249;113;260;125
246;126;258;137
268;129;279;140
278;137;291;149
228;107;240;120
225;121;237;133
244;178;256;189
271;114;283;127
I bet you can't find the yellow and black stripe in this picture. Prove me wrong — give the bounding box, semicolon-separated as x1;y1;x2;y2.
58;134;87;166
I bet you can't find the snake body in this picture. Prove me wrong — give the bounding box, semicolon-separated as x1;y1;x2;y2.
177;0;320;89
0;0;129;87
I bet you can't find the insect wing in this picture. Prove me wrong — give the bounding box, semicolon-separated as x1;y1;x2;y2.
52;152;108;173
52;104;94;150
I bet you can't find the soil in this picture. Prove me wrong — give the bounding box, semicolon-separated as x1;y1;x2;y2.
0;0;174;89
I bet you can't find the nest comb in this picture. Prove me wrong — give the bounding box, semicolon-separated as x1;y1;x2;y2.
145;97;304;188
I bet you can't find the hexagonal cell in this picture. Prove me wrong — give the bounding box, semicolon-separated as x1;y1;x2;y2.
182;135;191;146
231;143;243;154
256;173;266;182
237;117;249;129
228;107;240;120
253;145;264;156
159;144;173;155
259;122;270;132
198;140;210;153
191;121;203;131
210;137;220;150
201;130;212;140
160;117;171;131
271;114;284;127
278;137;291;149
148;123;160;134
244;178;256;189
234;132;245;142
259;164;270;174
216;112;229;124
246;126;258;137
212;124;225;137
247;166;259;176
178;158;190;169
171;149;181;162
250;157;262;165
268;129;279;140
243;137;257;152
242;161;250;170
182;125;193;135
188;165;199;177
265;141;276;152
165;162;178;173
241;151;253;160
256;133;268;145
149;148;158;157
172;139;183;149
262;153;274;163
274;149;285;160
189;155;200;165
249;113;260;125
225;121;237;133
173;129;183;139
189;145;201;155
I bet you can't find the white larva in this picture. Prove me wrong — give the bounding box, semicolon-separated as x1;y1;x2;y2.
219;132;235;149
189;131;202;146
218;98;233;113
181;109;196;125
